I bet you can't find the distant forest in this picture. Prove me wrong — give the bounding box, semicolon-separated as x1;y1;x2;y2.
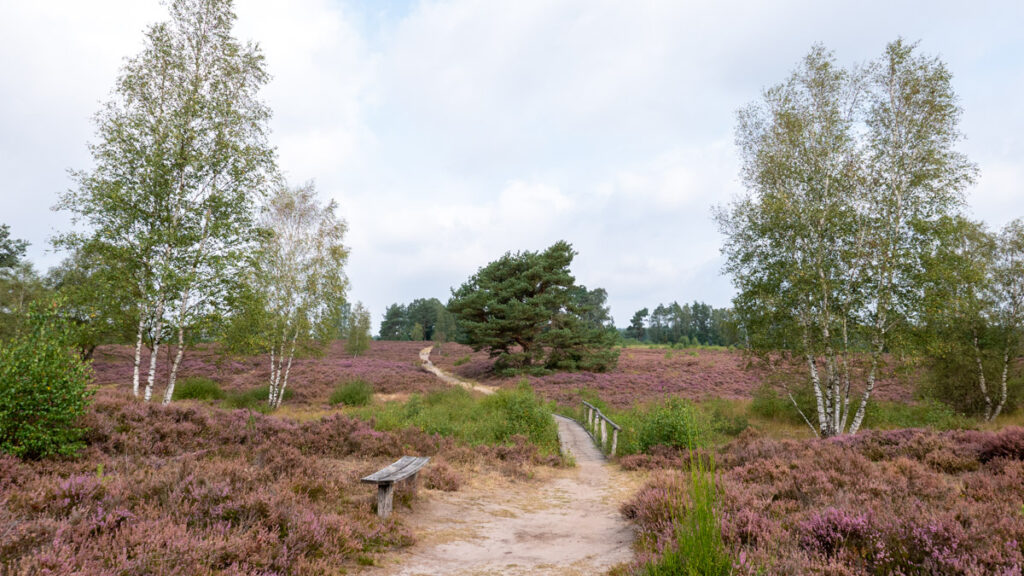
624;302;741;347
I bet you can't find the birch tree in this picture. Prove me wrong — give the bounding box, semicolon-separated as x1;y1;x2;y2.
717;41;975;436
244;183;349;410
344;302;372;357
57;0;276;404
989;219;1024;419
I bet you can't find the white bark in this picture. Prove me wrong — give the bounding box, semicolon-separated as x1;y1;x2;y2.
163;322;187;405
973;332;993;421
143;299;166;403
132;312;146;398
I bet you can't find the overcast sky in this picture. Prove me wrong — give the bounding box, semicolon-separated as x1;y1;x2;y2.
2;0;1022;330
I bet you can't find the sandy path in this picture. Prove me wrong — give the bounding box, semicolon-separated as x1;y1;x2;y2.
419;346;498;395
370;353;636;575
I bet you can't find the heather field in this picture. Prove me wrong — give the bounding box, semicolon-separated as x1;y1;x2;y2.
91;340;446;405
431;344;914;409
622;427;1024;575
0;388;549;575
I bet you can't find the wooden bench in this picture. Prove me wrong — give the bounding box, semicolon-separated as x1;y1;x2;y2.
361;456;430;518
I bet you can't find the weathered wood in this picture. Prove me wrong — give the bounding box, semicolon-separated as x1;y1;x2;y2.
580;401;621;457
362;456;430;518
376;482;395;518
361;456;430;484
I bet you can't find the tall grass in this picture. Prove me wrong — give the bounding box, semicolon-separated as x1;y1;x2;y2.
644;452;732;576
350;383;560;455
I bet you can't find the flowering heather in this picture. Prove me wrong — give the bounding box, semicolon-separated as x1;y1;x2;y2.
0;388;551;575
91;340;446;405
432;345;912;408
622;427;1024;575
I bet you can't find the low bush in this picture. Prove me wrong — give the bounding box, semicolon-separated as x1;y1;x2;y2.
330;379;374;406
701;398;749;438
453;355;471;366
0;300;93;460
748;381;814;425
223;385;294;411
638;398;706;452
862;399;973;431
171;377;225;401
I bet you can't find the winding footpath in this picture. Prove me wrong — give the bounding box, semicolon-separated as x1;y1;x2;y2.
369;348;636;575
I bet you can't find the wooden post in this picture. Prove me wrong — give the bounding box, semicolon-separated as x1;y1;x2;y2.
377;482;395;518
610;428;618;457
600;418;607;448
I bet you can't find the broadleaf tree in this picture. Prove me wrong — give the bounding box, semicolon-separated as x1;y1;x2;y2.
56;0;276;404
447;241;619;373
717;41;976;437
233;182;349;410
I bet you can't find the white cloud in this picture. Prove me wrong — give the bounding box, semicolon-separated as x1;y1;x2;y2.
1;0;1023;332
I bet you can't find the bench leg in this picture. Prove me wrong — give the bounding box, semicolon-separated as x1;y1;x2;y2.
376;482;395;518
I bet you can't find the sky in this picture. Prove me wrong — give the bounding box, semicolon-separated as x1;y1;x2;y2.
1;0;1022;331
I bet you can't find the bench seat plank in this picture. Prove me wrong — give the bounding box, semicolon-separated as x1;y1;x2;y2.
361;456;430;484
361;456;430;518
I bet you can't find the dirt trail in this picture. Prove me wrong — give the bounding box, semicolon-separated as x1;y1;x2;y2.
419;346;498;395
370;351;637;575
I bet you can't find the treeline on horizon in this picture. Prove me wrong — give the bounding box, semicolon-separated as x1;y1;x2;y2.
624;301;741;347
376;293;742;349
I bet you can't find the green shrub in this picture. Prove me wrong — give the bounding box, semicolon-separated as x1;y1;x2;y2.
638;398;706;452
749;380;815;425
921;355;1022;417
172;377;225;401
329;379;373;406
453;355;471;367
0;300;93;459
701;398;749;437
223;385;293;411
482;382;560;450
863;399;973;431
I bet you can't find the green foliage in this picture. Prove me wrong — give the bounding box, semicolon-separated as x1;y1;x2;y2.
0;300;94;459
0;261;49;342
862;400;974;431
453;355;471;367
223;385;293;411
718;41;976;436
644;453;732;576
638;398;707;452
448;240;619;374
353;385;560;455
345;302;371;357
58;0;279;404
749;381;816;425
377;298;455;342
409;322;424;342
329;379;373;406
46;245;138;360
701;397;750;438
171;377;225;401
0;224;28;270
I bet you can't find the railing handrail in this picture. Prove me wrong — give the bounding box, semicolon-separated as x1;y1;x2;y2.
581;401;621;430
581;401;621;457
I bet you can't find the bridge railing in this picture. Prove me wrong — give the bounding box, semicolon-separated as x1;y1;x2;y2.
581;401;622;457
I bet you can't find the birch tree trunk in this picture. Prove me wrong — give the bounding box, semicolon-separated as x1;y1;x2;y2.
143;299;165;403
132;312;146;398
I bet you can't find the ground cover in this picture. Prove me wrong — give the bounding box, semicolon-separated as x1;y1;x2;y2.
621;427;1024;575
91;340;447;407
0;387;552;575
430;345;913;409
